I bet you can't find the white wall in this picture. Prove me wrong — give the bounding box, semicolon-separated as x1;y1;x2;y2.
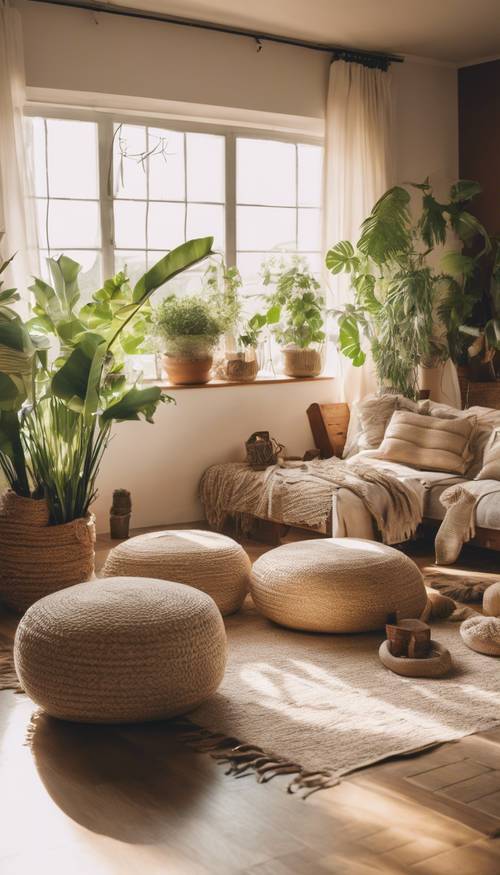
391;60;458;193
93;379;335;530
14;2;459;531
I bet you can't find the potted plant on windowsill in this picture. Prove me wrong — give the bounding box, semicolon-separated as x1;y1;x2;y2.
258;257;326;378
154;294;224;385
223;314;265;382
0;236;213;612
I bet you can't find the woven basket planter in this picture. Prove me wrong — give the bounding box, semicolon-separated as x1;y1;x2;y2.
0;491;95;613
282;347;323;378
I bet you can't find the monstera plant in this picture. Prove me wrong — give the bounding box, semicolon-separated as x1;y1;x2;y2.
326;179;490;399
0;236;213;522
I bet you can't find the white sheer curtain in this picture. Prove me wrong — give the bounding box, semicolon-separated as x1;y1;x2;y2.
323;59;392;402
0;1;37;312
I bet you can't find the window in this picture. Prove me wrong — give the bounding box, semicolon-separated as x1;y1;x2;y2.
29;117;102;297
26;110;323;316
236;138;323;294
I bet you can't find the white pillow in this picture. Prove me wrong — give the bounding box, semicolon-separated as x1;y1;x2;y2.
374;409;476;474
476;428;500;480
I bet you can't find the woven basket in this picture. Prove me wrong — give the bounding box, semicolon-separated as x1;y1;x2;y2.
0;491;95;613
282;347;323;378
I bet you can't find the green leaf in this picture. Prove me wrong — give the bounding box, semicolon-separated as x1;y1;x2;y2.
419;194;447;248
450;210;490;250
51;332;106;412
325;240;360;275
100;385;169;424
357;186;411;264
133;237;213;304
337;313;366;367
450;180;482;202
266;305;281;324
0;372;21;409
441;252;476;277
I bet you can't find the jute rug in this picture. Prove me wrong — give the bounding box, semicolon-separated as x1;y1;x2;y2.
180;597;500;795
2;587;500;796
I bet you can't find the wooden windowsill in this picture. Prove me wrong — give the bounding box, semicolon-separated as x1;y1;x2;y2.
148;374;335;390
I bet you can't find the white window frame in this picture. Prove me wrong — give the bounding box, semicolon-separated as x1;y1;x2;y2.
24;104;324;282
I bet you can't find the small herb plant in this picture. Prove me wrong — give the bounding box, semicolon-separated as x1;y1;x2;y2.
154;295;224;358
257;256;326;349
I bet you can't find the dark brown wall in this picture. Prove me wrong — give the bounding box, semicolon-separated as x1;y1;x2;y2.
459;60;500;235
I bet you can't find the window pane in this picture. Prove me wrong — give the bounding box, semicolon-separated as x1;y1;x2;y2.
148;128;185;201
114;250;147;286
236;252;267;287
35;198;49;249
298;144;323;207
48;200;100;248
297;252;323;275
237;206;295;251
186;133;224;202
114;201;146;249
297;208;322;251
187;204;224;251
47;119;98;199
237;139;296;206
113;124;147;199
148;202;185;250
27;117;47;197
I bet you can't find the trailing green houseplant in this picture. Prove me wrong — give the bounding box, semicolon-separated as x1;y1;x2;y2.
326;178;489;400
0;237;213;611
438;236;500;380
257;256;326;377
154;293;224;385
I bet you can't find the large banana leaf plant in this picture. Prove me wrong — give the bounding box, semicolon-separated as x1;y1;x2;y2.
0;236;213;523
326;179;490;399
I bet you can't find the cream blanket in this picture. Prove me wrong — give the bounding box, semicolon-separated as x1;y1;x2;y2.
199;458;425;545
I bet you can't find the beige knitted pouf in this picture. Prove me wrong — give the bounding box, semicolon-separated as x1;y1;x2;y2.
102;530;250;616
250;538;427;633
460;615;500;656
14;577;227;723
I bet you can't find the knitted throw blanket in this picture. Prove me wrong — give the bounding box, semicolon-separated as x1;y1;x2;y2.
199;458;424;544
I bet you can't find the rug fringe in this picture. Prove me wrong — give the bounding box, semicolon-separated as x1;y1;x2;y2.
0;641;23;693
173;718;339;798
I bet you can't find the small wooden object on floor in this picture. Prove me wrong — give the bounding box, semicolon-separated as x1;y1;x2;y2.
110;489;132;540
385;617;431;658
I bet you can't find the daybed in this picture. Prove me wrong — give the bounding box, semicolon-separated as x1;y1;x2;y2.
307;398;500;552
200;395;500;554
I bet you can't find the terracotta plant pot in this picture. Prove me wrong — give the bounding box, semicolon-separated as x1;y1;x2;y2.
163;354;213;385
0;490;95;613
282;347;323;378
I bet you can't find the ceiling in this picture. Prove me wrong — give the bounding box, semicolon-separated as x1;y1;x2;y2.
110;0;500;64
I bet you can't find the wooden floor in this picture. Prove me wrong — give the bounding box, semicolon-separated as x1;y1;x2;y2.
1;528;500;875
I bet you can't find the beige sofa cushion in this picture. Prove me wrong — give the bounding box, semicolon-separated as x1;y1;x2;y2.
420;400;500;477
477;428;500;480
374;410;476;474
343;394;419;458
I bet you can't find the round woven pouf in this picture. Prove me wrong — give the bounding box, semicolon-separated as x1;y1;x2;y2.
14;577;227;723
460;615;500;656
250;538;427;633
102;530;250;616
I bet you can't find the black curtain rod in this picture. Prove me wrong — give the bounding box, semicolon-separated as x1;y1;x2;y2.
31;0;404;66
